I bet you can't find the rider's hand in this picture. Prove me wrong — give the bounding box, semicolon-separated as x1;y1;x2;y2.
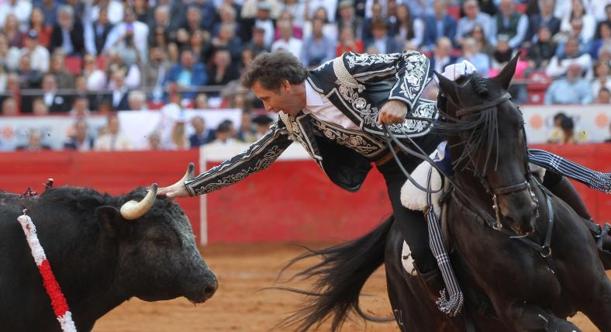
378;100;408;125
157;163;195;198
157;182;190;198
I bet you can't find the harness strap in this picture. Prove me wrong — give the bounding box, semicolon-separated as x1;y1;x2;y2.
493;180;529;195
456;93;511;117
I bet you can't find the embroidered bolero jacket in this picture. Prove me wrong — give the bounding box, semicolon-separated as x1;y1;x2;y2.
184;51;439;196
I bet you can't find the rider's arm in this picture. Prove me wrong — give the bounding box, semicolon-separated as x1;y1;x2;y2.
184;121;293;196
339;51;430;111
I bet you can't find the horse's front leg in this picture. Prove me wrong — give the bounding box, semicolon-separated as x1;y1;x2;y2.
494;300;580;332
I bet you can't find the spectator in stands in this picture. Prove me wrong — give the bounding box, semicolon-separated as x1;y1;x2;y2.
0;0;31;31
304;0;337;23
176;6;203;49
194;93;210;109
456;0;493;46
133;0;151;23
422;0;458;51
245;24;270;57
336;26;364;55
165;48;208;100
37;0;58;28
272;18;303;59
207;48;241;90
492;35;514;66
50;5;85;56
84;6;114;56
366;20;403;55
0;33;17;71
247;2;275;48
16;129;51;151
281;0;306;28
362;2;384;45
29;7;52;48
545;62;593;105
104;7;149;63
89;0;124;25
457;37;491;75
63;119;95;151
591;61;611;98
527;25;558;69
21;30;49;73
237;111;256;142
211;22;243;63
147;131;163;150
148;5;172;48
108;69;131;111
127;90;148;111
17;53;43;89
595;4;611;39
490;0;528;48
430;37;458;74
559;0;596;45
595;87;611;104
241;0;281;20
190;30;212;64
469;23;495;55
42;73;70;113
252;113;274;140
301;18;335;67
95;113;133;151
167;118;189;150
1;96;18;116
82;53;107;92
209;119;238;146
390;4;424;49
68;95;90;119
49;51;75;89
4;14;23;48
31;97;49;116
526;0;561;45
303;6;337;41
214;4;241;39
189;115;212;148
589;21;611;59
337;0;362;39
546;37;593;78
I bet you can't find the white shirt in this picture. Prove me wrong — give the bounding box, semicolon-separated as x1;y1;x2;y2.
21;46;50;73
271;37;303;59
303;80;358;130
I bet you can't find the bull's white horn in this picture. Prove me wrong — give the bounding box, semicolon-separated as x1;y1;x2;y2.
120;184;158;220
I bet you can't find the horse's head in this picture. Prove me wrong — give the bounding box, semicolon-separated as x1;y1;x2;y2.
436;55;538;235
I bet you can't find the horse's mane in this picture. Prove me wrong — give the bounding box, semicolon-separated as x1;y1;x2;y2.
434;74;500;176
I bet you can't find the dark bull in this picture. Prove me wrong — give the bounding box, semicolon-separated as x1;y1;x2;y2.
0;184;217;332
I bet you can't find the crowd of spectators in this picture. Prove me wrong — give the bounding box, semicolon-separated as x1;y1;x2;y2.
1;0;611;151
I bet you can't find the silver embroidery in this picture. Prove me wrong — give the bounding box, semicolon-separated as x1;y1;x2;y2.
400;54;428;100
345;53;400;69
194;146;285;194
310;118;385;157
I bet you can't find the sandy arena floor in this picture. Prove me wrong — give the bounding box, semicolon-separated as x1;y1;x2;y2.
95;244;601;332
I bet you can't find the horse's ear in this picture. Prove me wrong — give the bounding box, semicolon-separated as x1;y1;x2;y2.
434;72;459;105
493;53;519;90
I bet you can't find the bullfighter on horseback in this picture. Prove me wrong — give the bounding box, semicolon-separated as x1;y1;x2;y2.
158;50;611;305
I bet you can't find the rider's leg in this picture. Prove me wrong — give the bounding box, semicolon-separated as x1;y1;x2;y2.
378;154;444;299
543;171;611;252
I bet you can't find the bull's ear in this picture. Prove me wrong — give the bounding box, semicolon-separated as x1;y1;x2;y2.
95;206;122;238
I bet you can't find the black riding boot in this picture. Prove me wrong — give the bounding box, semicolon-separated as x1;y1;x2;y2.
545;174;611;268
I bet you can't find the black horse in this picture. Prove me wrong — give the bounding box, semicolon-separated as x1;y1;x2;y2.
281;57;611;331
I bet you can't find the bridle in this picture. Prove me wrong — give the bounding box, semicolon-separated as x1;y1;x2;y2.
451;92;540;230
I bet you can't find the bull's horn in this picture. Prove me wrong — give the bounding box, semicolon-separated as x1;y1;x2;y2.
120;184;158;220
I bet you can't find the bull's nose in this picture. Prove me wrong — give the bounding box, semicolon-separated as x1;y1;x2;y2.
201;274;218;301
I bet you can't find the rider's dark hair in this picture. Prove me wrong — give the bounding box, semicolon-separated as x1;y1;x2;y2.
241;51;308;91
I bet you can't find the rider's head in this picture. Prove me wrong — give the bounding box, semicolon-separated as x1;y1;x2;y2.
242;51;308;116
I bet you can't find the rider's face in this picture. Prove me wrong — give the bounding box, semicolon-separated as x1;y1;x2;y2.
252;80;303;116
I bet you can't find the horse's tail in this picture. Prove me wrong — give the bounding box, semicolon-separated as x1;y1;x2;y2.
278;216;394;332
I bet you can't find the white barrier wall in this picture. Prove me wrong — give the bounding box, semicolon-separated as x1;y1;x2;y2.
521;105;611;143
